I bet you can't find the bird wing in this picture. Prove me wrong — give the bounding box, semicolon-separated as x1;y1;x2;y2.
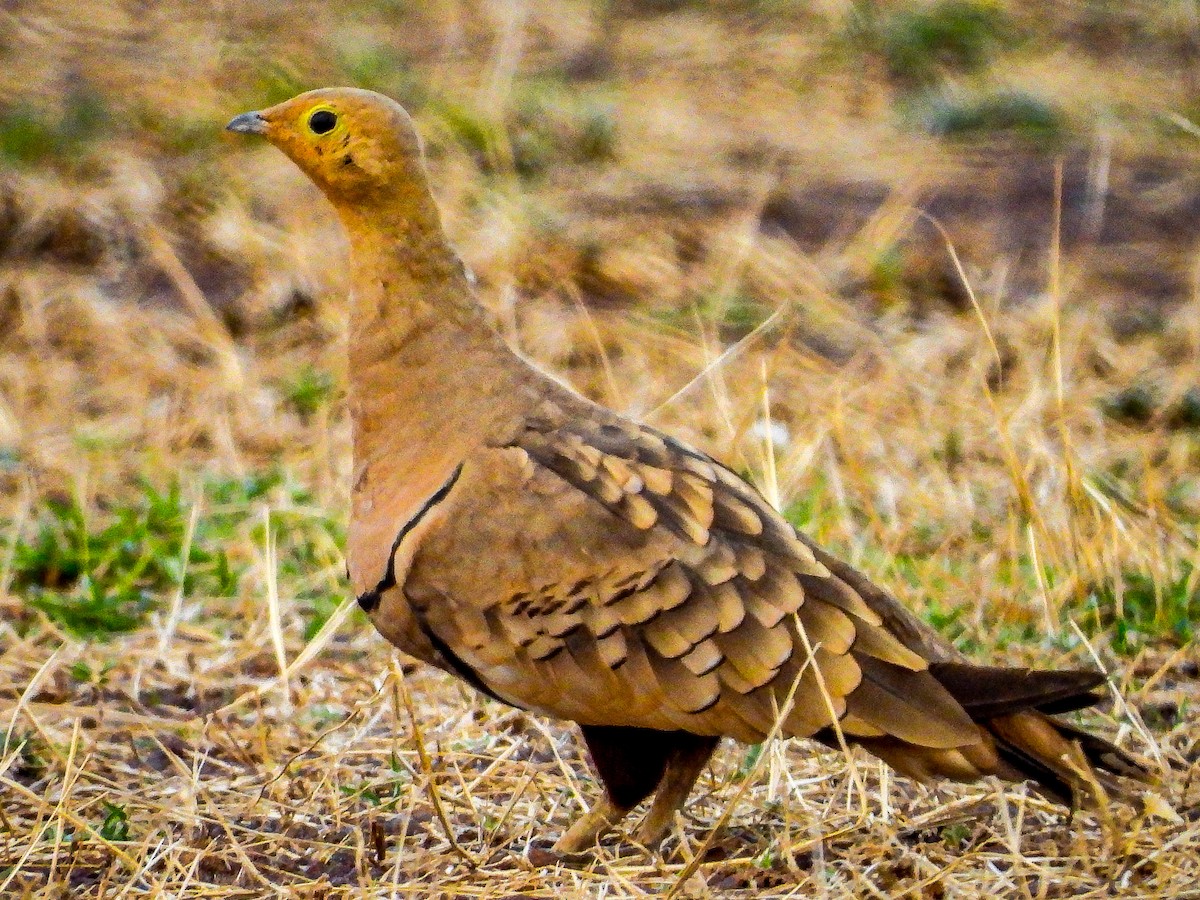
394;403;980;748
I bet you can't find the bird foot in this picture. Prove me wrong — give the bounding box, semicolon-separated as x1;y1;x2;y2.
552;796;629;855
631;817;672;850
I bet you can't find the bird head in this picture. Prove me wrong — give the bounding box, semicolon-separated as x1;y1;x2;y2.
226;87;428;210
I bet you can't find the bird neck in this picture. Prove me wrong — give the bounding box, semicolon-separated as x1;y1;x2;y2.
335;200;500;358
334;199;530;551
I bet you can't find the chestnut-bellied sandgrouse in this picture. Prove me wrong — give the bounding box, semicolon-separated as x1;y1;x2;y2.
228;88;1149;854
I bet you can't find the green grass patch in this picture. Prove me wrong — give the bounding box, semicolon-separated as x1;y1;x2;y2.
1084;563;1199;655
7;471;346;640
426;80;618;179
915;88;1065;144
11;484;235;638
98;801;131;842
280;365;336;422
7;468;352;642
574;105;618;163
254;61;312;108
735;742;764;781
136;108;222;156
940;822;972;849
865;243;908;308
0;85;111;166
849;0;1017;86
339;772;409;811
204;469;287;506
427;99;500;162
241;472;350;640
338;45;428;110
651;292;772;339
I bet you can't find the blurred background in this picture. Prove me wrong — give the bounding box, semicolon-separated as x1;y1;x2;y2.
2;1;1199;894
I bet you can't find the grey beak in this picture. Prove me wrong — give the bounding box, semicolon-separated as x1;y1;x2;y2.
226;111;267;135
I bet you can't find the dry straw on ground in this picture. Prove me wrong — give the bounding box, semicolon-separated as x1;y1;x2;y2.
2;1;1200;896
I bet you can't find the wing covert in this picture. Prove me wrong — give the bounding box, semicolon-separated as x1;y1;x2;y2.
396;407;977;747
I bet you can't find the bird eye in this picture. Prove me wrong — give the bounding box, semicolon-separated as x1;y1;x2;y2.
308;110;337;135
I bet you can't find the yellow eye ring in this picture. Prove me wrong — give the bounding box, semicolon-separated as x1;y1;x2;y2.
308;108;338;135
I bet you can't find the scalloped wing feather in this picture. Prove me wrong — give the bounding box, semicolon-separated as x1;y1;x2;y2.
393;409;982;748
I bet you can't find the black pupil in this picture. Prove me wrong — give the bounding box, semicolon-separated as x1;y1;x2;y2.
309;110;337;134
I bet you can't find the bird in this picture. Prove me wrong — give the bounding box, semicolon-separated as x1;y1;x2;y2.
227;88;1150;855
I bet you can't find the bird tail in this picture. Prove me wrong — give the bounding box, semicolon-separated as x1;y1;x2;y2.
842;662;1154;806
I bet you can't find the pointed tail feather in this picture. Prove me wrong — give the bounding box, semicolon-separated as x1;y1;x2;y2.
985;710;1152;804
932;662;1154;805
928;662;1105;719
822;662;1154;807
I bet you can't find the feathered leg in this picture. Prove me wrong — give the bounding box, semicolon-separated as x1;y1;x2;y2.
555;726;715;854
634;734;720;847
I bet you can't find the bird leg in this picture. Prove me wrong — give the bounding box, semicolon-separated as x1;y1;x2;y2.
554;793;631;854
634;734;720;847
554;725;677;854
555;726;719;855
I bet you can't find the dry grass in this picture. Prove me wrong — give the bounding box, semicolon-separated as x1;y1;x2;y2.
2;0;1200;896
